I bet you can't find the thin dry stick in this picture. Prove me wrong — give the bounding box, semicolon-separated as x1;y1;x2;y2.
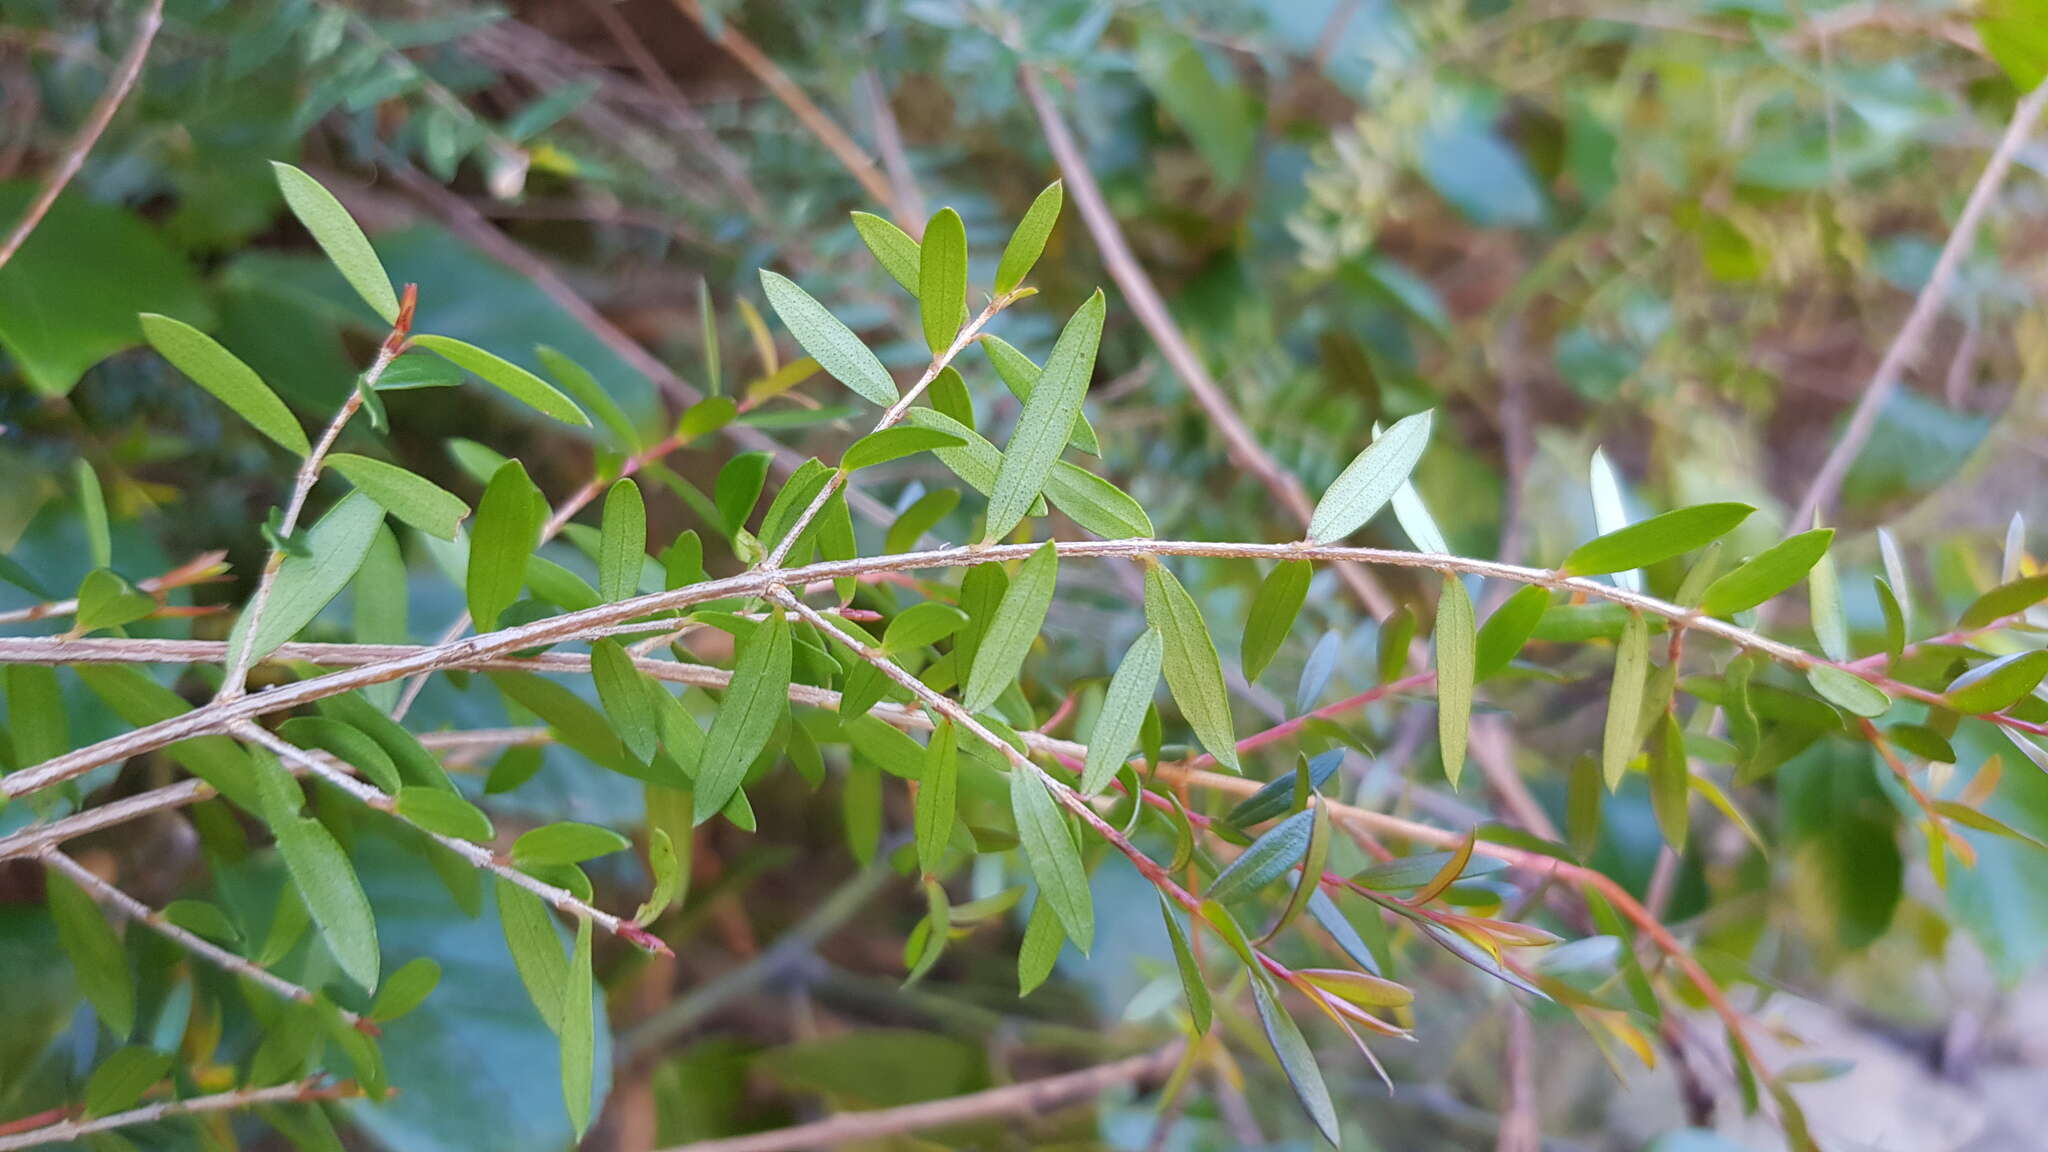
1790;79;2048;530
659;1045;1183;1152
0;1077;356;1152
0;0;164;272
1017;65;1397;619
863;69;927;230
667;0;898;214
41;849;364;1027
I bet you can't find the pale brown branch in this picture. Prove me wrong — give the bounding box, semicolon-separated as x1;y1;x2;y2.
0;1077;358;1152
0;0;164;273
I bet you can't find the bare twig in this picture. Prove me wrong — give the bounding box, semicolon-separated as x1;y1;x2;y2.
0;0;164;273
1790;79;2048;529
862;70;926;229
1497;1005;1540;1152
0;1077;359;1152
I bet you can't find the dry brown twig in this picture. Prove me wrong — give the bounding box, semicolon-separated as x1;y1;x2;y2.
0;1077;361;1152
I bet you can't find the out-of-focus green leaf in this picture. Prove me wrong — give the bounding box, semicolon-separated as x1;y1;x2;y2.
1947;651;2048;714
1960;574;2048;629
1807;665;1891;718
1981;0;2048;87
396;786;495;842
372;957;442;1023
84;1045;173;1117
1604;611;1649;788
1436;574;1475;788
1159;894;1211;1032
1016;890;1063;996
46;864;133;1037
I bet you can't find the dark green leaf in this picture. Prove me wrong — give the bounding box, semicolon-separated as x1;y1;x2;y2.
1561;503;1754;577
1474;583;1548;680
1947;650;2048;714
598;478;646;604
274;816;380;991
1080;628;1162;795
1261;800;1330;942
1242;560;1312;682
467;459;541;631
46;865;134;1036
963;542;1058;714
84;1046;173;1117
1228;750;1342;828
395;786;495;842
1210;806;1315;902
842;426;964;472
916;719;959;875
693;608;791;821
1251;977;1341;1146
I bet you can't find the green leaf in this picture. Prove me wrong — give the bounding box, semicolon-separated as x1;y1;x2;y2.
1806;665;1891;718
1561;503;1754;577
1435;574;1476;787
280;716;401;793
515;822;633;867
371;957;442;1022
497;879;568;1034
758;270;898;406
591;640;660;764
229;491;384;668
327;454;468;540
1242;559;1311;682
995;181;1063;295
1016;892;1063;996
5;665;67;765
1604;611;1649;788
1158;894;1212;1033
274;815;380;991
677;395;738;444
73;459;109;570
983;335;1099;455
1228;750;1342;828
1808;527;1850;661
963;542;1058;714
1647;712;1689;851
1080;628;1163;795
1981;0;2048;87
537;346;640;453
1044;462;1152;539
562;917;595;1139
1473;583;1548;681
412;335;590;426
636;825;684;926
1947;650;2048;714
1262;800;1331;943
73;568;154;634
884;602;968;653
139;313;308;454
1145;563;1240;773
693;608;792;821
713;450;774;540
1306;409;1432;544
75;665;261;811
850;211;920;293
271;161;398;324
46;864;133;1036
1700;529;1834;616
1251;976;1341;1146
84;1045;173;1117
842;426;964;472
1211;806;1316;902
917;207;968;354
1353;849;1507;891
467;459;541;631
1959;573;2048;629
396;785;496;842
984;290;1105;541
597;478;646;604
1010;767;1093;953
915;719;959;876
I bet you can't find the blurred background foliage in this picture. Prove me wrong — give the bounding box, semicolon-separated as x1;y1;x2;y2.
3;0;2047;1149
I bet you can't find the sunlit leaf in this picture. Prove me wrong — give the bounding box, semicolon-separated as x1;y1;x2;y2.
1436;574;1475;788
1562;503;1753;577
1700;529;1833;616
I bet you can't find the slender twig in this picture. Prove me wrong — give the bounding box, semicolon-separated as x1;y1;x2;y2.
658;1045;1184;1152
863;70;926;229
0;1077;359;1152
0;0;164;273
1018;64;1398;620
40;849;364;1027
1790;79;2048;529
0;550;228;626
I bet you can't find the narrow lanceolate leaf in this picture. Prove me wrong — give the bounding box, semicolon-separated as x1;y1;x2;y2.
538;345;641;453
1808;528;1850;661
1045;463;1152;539
228;492;384;669
915;719;959;875
1080;628;1163;795
1959;573;2048;629
1307;409;1432;544
271;162;398;324
984;290;1106;541
758;270;898;406
1413;831;1476;905
1700;528;1834;616
1252;976;1342;1147
1473;583;1548;681
274;816;379;991
1877;526;1913;633
995;180;1063;296
1242;560;1312;682
984;335;1099;455
1647;712;1689;850
693;608;792;822
918;206;968;354
395;786;495;842
597;477;645;604
962;542;1058;714
592;640;660;763
1228;750;1342;828
498;879;568;1033
1159;894;1212;1033
1562;503;1754;577
46;865;134;1036
327;454;468;540
842;426;964;472
140;314;309;454
1806;665;1890;718
413;335;590;426
637;827;682;926
562;918;595;1140
1017;892;1064;996
1588;447;1636;590
84;1047;174;1118
467;459;541;631
1947;650;2048;714
1604;611;1650;788
515;823;633;866
1209;805;1317;902
1011;768;1093;953
6;665;67;765
1262;800;1331;943
1435;574;1476;789
850;211;920;293
1145;564;1240;773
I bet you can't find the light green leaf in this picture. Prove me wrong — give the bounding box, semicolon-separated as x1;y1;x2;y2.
1809;527;1850;660
229;491;384;668
140;313;309;454
355;525;408;710
915;719;959;876
73;569;154;635
536;346;639;452
467;460;541;631
917;206;968;355
1080;628;1163;796
1562;503;1754;577
1251;976;1341;1146
850;211;920;293
983;335;1098;455
963;542;1058;715
272;161;398;324
984;290;1105;541
46;864;134;1037
1959;573;2048;629
515;822;633;867
884;602;969;653
1947;650;2048;714
1010;767;1093;953
496;879;567;1034
1145;563;1240;773
413;335;590;426
84;1046;174;1117
995;180;1063;295
1981;0;2048;87
274;815;380;991
842;426;964;472
279;716;401;793
1044;462;1151;539
591;640;659;764
1588;447;1637;592
371;957;441;1022
758;270;898;407
1210;805;1316;902
1242;560;1312;682
693;608;792;822
75;459;109;570
5;665;66;765
562;917;595;1139
327;454;468;540
1436;574;1476;788
1473;583;1548;681
1806;665;1891;717
636;826;683;926
598;478;646;604
1159;894;1211;1033
1700;529;1834;616
395;786;495;842
1306;409;1432;544
1017;892;1063;996
1604;610;1649;788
